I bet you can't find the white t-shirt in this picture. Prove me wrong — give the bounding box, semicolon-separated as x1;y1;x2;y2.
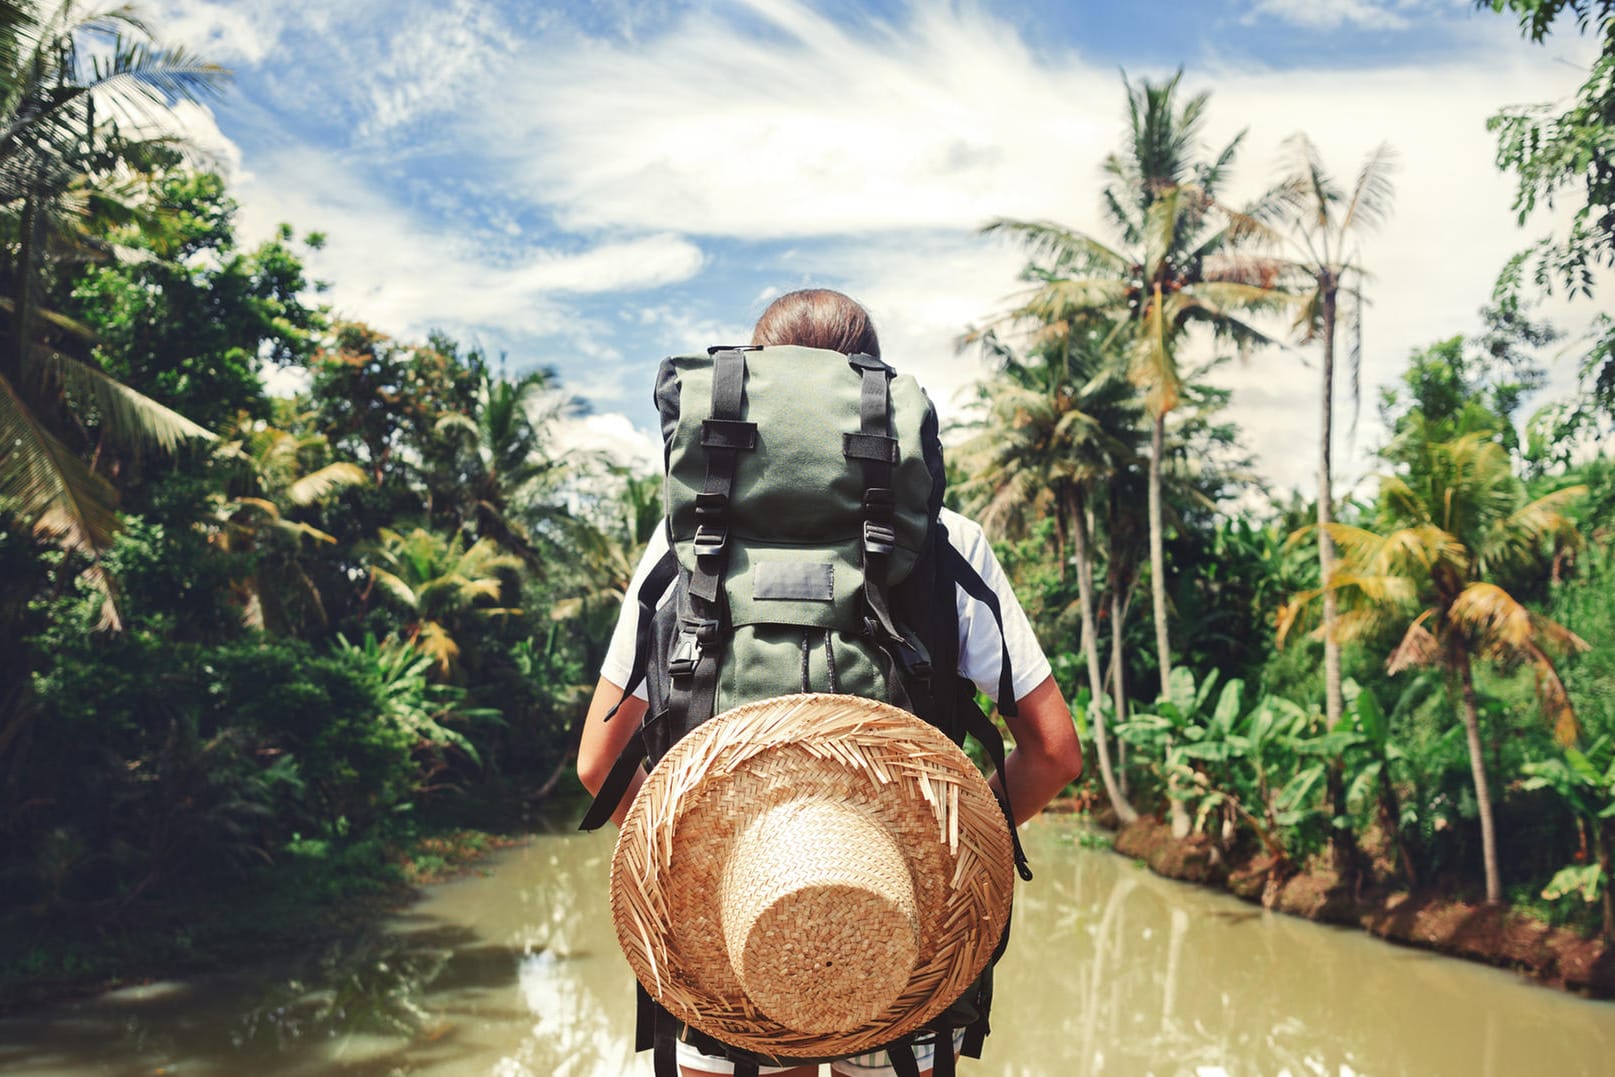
599;507;1052;704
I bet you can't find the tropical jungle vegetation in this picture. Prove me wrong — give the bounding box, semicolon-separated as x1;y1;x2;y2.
2;0;1613;993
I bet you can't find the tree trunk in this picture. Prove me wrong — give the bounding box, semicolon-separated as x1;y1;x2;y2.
1148;412;1189;837
1316;285;1359;880
1109;587;1131;798
1148;411;1172;696
1074;490;1135;823
1318;286;1343;730
1457;651;1503;904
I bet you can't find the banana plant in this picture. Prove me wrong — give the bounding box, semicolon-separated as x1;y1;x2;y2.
1522;737;1615;939
1117;668;1326;866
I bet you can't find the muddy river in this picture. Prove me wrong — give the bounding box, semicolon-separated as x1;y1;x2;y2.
4;817;1613;1075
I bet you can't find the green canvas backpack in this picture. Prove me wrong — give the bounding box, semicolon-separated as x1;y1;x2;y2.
581;345;1031;1077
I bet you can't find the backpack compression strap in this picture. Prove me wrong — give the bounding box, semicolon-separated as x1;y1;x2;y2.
669;347;756;729
843;353;907;650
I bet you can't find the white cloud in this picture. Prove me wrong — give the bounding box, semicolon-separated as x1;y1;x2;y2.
231;147;704;344
148;0;287;63
1243;0;1418;31
554;412;660;471
185;0;1606;494
477;1;1116;238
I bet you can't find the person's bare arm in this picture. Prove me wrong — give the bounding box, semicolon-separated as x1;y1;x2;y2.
993;674;1084;826
577;675;650;827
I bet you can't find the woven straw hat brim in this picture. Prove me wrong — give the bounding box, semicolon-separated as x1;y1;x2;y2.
609;693;1015;1059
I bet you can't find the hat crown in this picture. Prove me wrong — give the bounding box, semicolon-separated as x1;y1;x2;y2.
721;798;919;1034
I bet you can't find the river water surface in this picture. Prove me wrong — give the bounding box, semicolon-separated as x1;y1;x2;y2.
4;817;1614;1076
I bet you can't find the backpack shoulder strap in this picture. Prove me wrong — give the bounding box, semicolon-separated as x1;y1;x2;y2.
577;544;681;833
605;544;680;721
938;539;1019;718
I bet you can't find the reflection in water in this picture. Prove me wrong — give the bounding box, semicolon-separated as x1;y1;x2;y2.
3;819;1615;1075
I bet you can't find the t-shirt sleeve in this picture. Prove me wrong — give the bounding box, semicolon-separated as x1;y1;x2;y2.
946;510;1053;703
598;528;673;700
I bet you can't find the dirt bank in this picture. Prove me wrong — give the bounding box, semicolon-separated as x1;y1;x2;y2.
1112;816;1615;997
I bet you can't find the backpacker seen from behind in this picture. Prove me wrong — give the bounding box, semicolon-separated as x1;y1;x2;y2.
580;344;1032;1076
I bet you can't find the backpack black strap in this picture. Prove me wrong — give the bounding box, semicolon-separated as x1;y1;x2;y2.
733;1062;759;1077
886;1042;921;1077
604;545;680;721
930;1019;958;1077
577;725;649;831
960;690;1033;882
668;349;753;730
652;1002;678;1077
688;349;752;605
939;540;1019;719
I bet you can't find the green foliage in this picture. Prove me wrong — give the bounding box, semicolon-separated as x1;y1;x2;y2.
1484;0;1615;418
72;174;326;429
1117;669;1332;862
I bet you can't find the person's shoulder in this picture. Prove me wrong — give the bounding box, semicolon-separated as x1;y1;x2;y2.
938;507;989;556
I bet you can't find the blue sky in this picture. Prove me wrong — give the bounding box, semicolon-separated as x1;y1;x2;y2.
150;0;1601;494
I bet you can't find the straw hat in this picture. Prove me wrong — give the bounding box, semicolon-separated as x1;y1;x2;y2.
609;692;1015;1060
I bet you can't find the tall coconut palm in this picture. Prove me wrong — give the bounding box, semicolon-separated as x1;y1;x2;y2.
1273;132;1397;732
1279;433;1586;903
986;70;1290;706
955;325;1144;823
1;1;226;561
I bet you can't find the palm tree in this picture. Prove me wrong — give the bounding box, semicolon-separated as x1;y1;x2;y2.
1;1;226;563
955;325;1143;823
211;414;367;633
429;366;577;564
985;70;1290;705
366;527;524;677
1280;433;1586;903
1273;132;1397;732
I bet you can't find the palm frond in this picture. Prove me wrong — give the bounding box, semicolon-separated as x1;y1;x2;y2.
285;462;366;506
42;350;214;452
0;368;119;553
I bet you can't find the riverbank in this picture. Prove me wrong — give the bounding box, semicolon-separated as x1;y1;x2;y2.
1110;815;1615;997
0;827;526;1015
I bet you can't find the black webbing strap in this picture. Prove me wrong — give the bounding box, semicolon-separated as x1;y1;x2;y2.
635;983;656;1052
652;1003;677;1077
930;1020;958;1077
733;1061;759;1077
961;1015;988;1060
940;540;1019;718
961;692;1033;881
688;349;751;605
845;353;906;649
960;969;993;1058
604;546;679;721
671;350;750;730
577;727;648;831
886;1042;921;1077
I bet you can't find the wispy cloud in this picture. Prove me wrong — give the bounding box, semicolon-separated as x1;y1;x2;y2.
150;0;1602;493
233;146;704;346
1242;0;1422;31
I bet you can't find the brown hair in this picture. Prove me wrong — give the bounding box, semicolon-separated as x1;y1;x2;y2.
751;288;880;358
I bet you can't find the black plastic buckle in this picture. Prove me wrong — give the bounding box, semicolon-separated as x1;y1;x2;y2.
669;618;720;678
863;520;896;556
693;523;727;557
694;491;728;519
863;487;894;516
668;634;700;679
